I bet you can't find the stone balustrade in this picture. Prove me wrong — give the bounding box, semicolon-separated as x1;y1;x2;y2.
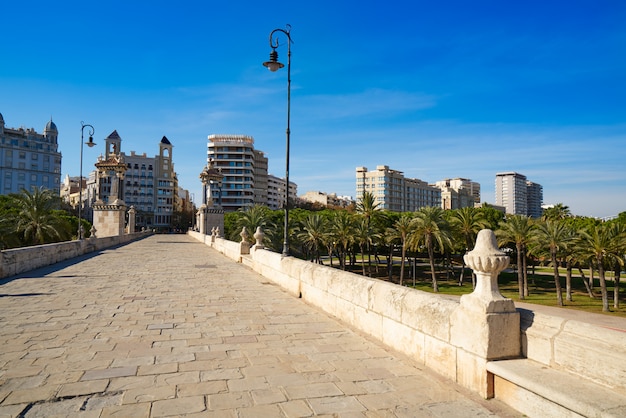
0;232;151;279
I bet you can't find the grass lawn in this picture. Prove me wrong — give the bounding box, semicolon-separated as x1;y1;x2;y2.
336;257;626;318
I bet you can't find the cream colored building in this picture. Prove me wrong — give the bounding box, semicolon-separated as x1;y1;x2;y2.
433;178;480;210
299;191;353;208
267;174;297;211
356;165;440;212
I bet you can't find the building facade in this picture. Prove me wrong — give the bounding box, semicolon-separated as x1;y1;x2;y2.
495;172;543;218
267;174;298;211
85;131;182;230
0;113;62;195
356;165;441;212
299;191;353;208
526;181;544;219
207;135;256;212
433;178;481;210
207;134;297;212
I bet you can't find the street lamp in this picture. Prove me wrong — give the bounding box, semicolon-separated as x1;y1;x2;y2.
263;24;292;256
78;122;96;239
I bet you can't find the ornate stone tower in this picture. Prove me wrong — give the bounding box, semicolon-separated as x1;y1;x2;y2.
92;130;128;237
197;159;224;236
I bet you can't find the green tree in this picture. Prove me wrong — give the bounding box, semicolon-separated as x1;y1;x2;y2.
356;191;380;275
353;216;379;276
531;220;577;306
541;203;571;221
330;210;355;270
449;207;489;287
407;207;451;292
8;187;72;246
393;214;413;286
298;213;328;263
578;222;625;312
233;205;272;244
496;215;534;300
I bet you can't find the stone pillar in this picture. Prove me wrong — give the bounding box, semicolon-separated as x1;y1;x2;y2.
450;229;520;397
198;206;207;235
127;206;136;234
239;227;250;255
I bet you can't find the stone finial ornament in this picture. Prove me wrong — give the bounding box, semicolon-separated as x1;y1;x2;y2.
240;227;249;243
461;229;515;313
253;226;265;249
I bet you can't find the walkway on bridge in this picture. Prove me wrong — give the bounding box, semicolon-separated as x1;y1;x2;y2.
0;234;521;417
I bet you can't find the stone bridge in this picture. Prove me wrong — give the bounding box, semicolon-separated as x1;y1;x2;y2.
0;232;624;417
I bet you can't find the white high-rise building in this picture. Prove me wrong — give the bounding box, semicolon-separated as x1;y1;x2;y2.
495;172;543;218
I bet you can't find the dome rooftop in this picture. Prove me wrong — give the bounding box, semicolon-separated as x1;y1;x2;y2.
45;118;58;132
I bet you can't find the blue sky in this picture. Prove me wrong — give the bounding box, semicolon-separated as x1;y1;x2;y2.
2;0;624;218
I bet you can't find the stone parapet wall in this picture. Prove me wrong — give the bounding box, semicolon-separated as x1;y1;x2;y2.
520;307;626;394
0;232;151;279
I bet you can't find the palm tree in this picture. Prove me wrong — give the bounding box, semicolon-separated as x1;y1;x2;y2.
450;207;488;287
606;222;626;309
541;203;571;221
234;205;271;244
356;191;380;274
9;187;71;246
298;213;328;263
496;215;534;300
393;214;413;286
531;220;576;306
353;217;370;275
330;210;355;270
407;207;451;292
578;222;625;312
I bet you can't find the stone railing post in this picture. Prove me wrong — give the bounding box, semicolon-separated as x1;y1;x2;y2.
239;227;250;255
451;229;520;397
253;226;265;250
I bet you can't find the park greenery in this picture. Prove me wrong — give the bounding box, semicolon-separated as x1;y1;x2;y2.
0;187;79;249
225;194;626;315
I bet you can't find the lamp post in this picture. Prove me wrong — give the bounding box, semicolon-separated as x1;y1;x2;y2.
263;24;292;256
78;122;96;239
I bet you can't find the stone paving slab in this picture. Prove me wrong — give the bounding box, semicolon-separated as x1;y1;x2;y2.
0;234;522;417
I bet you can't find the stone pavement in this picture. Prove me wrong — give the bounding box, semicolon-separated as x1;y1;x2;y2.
0;234;521;417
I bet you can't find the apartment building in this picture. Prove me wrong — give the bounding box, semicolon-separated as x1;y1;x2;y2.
207;134;297;212
356;165;441;212
299;191;353;208
495;172;543;218
85;131;182;230
433;178;481;210
267;174;298;211
526;181;544;219
0;113;62;195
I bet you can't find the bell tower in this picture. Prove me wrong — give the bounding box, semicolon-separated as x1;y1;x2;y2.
92;130;128;237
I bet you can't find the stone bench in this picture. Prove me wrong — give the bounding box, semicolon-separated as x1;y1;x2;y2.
487;358;626;417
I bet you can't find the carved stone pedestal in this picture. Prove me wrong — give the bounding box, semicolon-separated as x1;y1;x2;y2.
450;229;521;397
